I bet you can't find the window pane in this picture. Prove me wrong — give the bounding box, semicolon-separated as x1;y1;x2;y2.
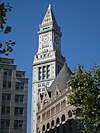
14;107;23;116
15;82;24;90
38;67;42;80
14;120;23;129
47;65;50;79
2;93;11;101
1;119;10;127
15;95;24;103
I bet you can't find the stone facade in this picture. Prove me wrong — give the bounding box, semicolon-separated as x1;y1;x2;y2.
36;64;82;133
0;57;28;133
31;4;65;133
37;89;79;133
32;5;82;133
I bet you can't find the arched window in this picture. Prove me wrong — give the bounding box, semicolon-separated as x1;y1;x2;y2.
51;120;54;128
42;125;45;132
56;117;60;125
68;110;72;118
47;122;50;130
61;114;65;122
56;91;58;95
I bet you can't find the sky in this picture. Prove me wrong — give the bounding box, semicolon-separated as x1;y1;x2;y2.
1;0;100;133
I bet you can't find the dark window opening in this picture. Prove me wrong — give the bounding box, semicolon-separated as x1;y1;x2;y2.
61;114;65;122
68;110;72;118
56;117;60;125
47;123;50;130
42;125;45;131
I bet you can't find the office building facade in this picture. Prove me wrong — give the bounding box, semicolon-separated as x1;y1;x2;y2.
0;57;28;133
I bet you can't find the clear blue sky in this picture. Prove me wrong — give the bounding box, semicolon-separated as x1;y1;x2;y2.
1;0;100;133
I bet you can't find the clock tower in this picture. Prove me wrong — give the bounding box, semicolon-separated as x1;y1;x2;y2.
31;5;65;133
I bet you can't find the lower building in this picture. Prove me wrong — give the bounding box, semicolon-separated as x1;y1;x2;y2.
36;64;82;133
0;57;28;133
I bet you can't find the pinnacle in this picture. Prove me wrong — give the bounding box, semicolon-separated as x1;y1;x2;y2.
40;4;58;28
48;4;51;9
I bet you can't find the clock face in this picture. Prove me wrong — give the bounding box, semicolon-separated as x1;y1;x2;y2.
55;36;59;44
42;35;49;43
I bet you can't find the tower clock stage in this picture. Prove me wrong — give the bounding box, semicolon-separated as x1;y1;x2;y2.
31;4;66;133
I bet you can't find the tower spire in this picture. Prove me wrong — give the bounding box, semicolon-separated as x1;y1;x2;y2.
31;5;65;133
48;4;51;9
39;4;59;29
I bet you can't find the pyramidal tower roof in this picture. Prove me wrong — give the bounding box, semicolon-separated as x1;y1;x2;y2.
40;4;59;29
49;63;72;96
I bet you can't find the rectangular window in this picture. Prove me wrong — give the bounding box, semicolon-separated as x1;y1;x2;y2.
2;93;11;101
3;81;11;89
42;88;45;91
14;107;23;116
42;113;46;120
1;106;10;114
8;81;11;88
38;88;41;92
3;69;12;77
15;94;24;103
61;100;66;109
42;83;45;86
47;110;50;118
1;119;10;128
37;116;40;123
3;81;7;88
51;107;55;116
56;103;60;113
14;120;23;129
47;65;50;79
15;82;24;90
43;66;46;79
38;84;41;87
38;67;42;80
38;88;41;93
